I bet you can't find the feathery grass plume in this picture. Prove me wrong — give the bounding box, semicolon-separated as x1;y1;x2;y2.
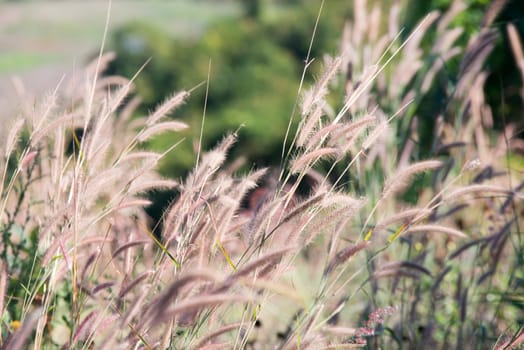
142;270;219;324
324;241;369;276
128;178;179;194
433;26;463;56
106;80;135;115
243;195;286;242
111;240;149;260
457;29;497;91
329;114;376;147
156;293;256;325
118;151;162;163
136;120;189;143
92;282;115;295
3;118;25;159
277;193;325;227
404;224;468;239
186;133;237;189
361;120;388;150
431;265;452;294
30;86;61;137
305;122;344;150
80;252;97;282
85;51;116;78
306;197;366;245
118;270;154;298
119;286;150;329
113;199;152;211
301;56;342;115
421;47;462;93
495;327;524;350
70;311;98;346
297;104;325;147
227;247;292;282
373;261;432;282
500;180;524;213
119;95;142;125
28;112;78;147
481;0;508;27
206;170;269;246
443;184;511;201
290;147;340;174
382;160;443;199
435;141;467;155
472;165;496;183
432;203;469;221
194;323;244;349
4;307;42;350
146;90;190;126
321;192;365;209
375;208;432;231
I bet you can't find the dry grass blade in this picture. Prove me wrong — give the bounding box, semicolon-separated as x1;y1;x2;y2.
382;160;443;199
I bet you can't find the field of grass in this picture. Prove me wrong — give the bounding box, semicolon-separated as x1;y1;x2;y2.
1;0;523;349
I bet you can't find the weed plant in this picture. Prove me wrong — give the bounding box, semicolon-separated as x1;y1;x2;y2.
1;0;523;349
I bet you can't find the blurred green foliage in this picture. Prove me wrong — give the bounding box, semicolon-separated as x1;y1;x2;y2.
107;1;350;179
107;0;523;181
